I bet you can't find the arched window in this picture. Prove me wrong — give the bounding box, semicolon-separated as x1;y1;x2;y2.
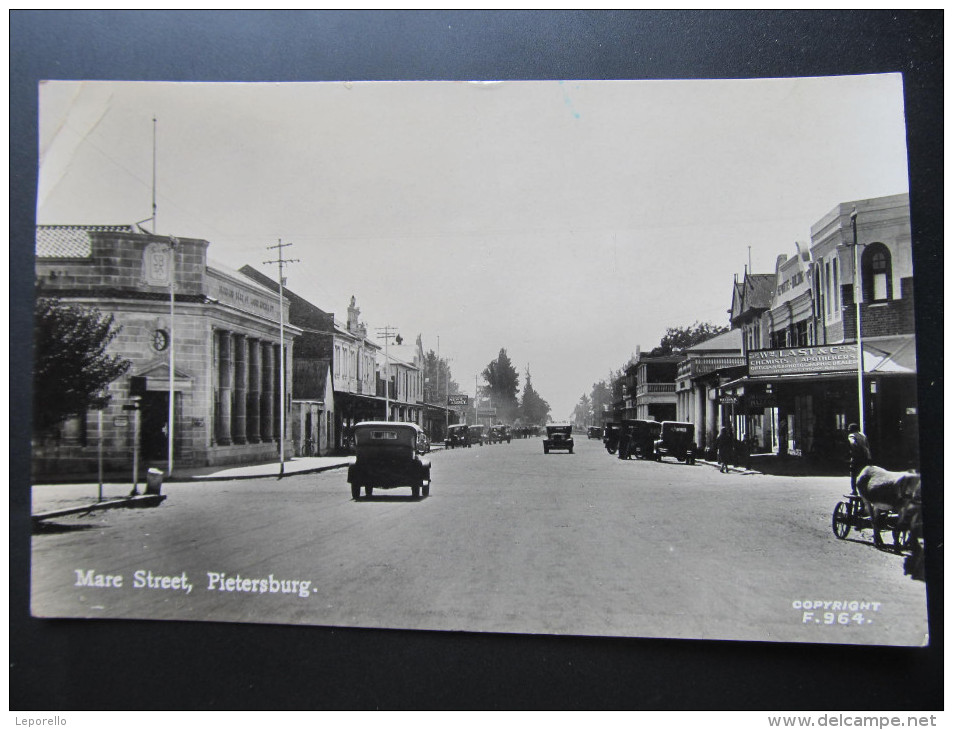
862;243;893;302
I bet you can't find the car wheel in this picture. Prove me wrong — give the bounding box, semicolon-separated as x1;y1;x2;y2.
569;447;573;454
544;446;549;454
351;482;361;500
422;481;430;498
412;485;420;498
365;485;374;497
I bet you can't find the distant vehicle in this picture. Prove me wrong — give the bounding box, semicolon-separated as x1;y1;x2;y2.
543;423;574;454
468;424;486;446
446;424;470;449
347;421;432;499
618;419;661;460
488;424;511;444
416;430;431;455
653;421;696;464
587;426;603;440
603;423;621;454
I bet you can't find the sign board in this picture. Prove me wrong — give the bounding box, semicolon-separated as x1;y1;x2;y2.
747;344;858;377
477;408;497;416
448;394;469;406
718;395;739;405
746;394;778;410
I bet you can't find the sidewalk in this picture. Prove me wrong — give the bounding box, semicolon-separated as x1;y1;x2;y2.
31;455;356;520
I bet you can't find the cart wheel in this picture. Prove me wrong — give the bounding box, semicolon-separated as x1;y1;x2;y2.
832;502;851;539
351;482;361;500
422;481;430;498
365;485;374;497
893;524;910;551
412;485;420;498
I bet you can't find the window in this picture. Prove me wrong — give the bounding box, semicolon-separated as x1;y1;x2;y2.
862;243;893;302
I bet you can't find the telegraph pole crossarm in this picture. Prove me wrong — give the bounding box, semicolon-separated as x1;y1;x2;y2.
264;240;300;478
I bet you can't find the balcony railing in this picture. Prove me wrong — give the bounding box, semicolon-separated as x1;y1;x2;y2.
676;356;746;379
636;382;675;397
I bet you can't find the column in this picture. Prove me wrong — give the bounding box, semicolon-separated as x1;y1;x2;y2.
232;334;247;444
215;330;233;445
260;343;274;442
247;339;261;443
273;343;282;443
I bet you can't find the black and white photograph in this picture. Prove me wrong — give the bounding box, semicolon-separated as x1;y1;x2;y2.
11;11;942;713
28;72;928;644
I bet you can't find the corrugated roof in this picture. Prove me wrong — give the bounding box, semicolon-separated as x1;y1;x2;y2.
35;224;135;258
685;327;743;353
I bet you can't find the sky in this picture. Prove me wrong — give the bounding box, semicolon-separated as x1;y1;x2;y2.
36;76;911;419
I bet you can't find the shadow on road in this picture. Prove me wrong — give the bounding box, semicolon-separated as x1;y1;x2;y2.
32;521;101;535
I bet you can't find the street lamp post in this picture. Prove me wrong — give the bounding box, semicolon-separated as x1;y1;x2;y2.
849;208;866;433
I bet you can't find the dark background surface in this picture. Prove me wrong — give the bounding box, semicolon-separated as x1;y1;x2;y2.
10;10;943;710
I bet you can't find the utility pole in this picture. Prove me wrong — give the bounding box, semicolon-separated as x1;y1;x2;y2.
264;240;299;478
167;236;177;477
849;209;866;433
376;326;400;421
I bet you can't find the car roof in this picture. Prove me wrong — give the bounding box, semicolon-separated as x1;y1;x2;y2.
354;421;421;431
547;422;572;428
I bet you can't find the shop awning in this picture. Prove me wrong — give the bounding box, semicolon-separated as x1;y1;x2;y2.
721;335;917;390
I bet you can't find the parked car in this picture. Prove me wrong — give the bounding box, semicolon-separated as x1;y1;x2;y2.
543;423;574;454
347;421;432;499
603;423;621;454
446;424;470;449
468;424;486;446
587;426;603;440
619;419;661;460
653;421;696;464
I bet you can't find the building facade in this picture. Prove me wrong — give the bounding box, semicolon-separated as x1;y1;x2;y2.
34;226;298;479
718;193;918;468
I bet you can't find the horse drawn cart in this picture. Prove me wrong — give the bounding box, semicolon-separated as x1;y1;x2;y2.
831;495;909;549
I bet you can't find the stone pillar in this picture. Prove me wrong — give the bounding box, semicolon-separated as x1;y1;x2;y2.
260;343;274;442
247;339;261;443
215;330;233;445
232;334;247;444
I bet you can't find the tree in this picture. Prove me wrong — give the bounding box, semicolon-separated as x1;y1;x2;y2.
422;349;460;403
589;378;612;426
518;367;550;425
649;321;730;356
571;393;592;429
482;348;520;422
33;298;132;435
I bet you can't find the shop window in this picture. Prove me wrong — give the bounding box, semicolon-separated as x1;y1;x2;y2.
862;243;893;302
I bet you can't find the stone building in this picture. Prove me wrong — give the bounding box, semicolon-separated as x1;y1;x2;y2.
34;226;299;479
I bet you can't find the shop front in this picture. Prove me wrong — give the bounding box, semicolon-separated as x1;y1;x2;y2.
718;337;918;469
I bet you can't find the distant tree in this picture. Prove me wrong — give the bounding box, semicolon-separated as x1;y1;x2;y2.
519;367;550;426
482;348;520;422
590;379;612;425
571;393;592;429
33;298;132;436
422;349;460;403
648;321;729;356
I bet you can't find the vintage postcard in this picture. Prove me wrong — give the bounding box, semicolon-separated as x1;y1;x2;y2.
30;76;928;646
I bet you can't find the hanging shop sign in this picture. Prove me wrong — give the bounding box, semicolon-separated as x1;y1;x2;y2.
747;343;858;377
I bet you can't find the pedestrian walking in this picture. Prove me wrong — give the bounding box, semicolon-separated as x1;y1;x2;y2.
715;427;733;473
847;423;871;494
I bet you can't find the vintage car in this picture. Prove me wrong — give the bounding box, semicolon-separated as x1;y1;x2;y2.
587;426;604;440
446;424;470;449
603;423;621;454
618;419;661;460
653;421;696;464
488;424;511;444
467;424;486;446
347;421;432;499
543;423;574;454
